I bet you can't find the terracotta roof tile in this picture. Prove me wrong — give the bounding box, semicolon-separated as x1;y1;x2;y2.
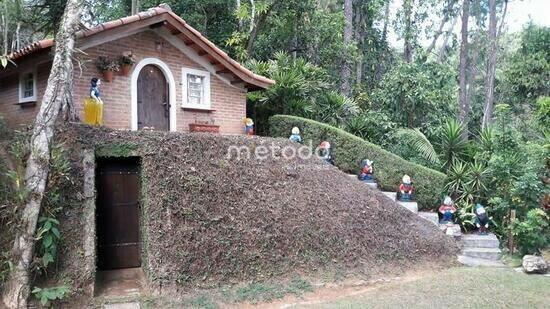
7;7;274;89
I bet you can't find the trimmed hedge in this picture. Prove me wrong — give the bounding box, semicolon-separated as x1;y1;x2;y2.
269;115;447;210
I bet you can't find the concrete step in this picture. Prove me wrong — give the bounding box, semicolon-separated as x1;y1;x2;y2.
439;223;462;237
365;182;377;189
461;247;502;261
382;191;397;200
461;233;500;249
457;255;506;267
418;212;439;225
348;174;378;188
398;201;418;213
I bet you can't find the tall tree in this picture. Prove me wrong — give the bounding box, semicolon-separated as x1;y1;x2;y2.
425;0;456;58
1;0;82;306
340;0;353;96
482;0;507;128
402;0;413;63
354;0;367;87
131;0;140;15
458;0;470;139
481;0;497;129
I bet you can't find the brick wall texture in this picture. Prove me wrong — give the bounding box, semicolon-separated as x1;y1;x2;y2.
0;30;248;134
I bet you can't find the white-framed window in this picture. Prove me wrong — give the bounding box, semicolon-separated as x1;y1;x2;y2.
19;69;37;103
182;67;211;109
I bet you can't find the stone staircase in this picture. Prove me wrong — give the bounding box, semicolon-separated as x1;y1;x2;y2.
349;174;435;226
347;173;504;267
458;233;504;267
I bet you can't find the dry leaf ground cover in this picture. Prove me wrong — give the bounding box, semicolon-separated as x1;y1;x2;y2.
24;123;460;304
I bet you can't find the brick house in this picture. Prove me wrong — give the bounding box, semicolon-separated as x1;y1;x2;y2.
0;6;274;134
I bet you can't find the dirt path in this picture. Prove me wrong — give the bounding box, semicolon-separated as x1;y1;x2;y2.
222;270;430;309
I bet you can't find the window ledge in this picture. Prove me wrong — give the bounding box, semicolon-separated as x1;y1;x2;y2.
15;101;37;108
182;106;216;112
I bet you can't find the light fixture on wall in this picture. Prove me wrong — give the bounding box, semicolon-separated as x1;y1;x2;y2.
155;41;164;54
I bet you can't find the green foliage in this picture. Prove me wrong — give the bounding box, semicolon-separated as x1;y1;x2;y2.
390;128;441;167
36;217;61;269
35;143;71;272
95;142;138;157
500;24;550;111
246;52;333;134
372;61;456;131
534;96;550;133
344;111;397;146
269;115;447;209
511;209;549;255
31;285;69;307
310;91;360;128
438;119;469;170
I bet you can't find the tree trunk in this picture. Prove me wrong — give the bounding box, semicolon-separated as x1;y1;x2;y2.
249;0;255;33
482;0;507;129
245;1;274;56
131;0;140;15
375;1;391;81
236;0;243;30
438;14;458;62
354;2;366;88
458;0;470;140
340;0;353;96
381;0;390;43
1;0;81;307
425;0;455;58
403;0;413;63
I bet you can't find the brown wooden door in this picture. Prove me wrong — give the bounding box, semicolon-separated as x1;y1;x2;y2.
97;160;141;270
137;65;170;131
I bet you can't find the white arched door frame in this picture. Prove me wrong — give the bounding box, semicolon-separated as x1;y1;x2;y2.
131;58;177;131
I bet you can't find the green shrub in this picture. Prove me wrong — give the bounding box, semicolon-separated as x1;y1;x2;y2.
512;209;549;255
269;115;447;210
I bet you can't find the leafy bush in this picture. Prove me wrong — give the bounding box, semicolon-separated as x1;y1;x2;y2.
371;61;456;132
512;209;549;255
31;285;69;307
269;115;447;209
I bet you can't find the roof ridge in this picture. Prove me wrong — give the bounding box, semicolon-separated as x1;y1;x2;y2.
7;6;274;88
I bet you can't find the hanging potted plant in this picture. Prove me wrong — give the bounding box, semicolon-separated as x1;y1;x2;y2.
119;52;136;76
95;56;119;82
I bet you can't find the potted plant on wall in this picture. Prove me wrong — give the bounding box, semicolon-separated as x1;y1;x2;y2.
119;52;136;76
189;118;220;133
95;56;120;82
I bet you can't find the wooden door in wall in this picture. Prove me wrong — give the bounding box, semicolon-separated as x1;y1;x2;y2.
137;65;169;130
97;159;141;270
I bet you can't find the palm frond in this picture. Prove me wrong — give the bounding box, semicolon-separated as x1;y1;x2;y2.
396;128;441;166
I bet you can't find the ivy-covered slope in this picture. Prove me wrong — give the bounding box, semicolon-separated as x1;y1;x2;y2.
54;124;456;294
269;115;447;210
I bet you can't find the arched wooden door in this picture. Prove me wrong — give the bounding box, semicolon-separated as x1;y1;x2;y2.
137;65;170;130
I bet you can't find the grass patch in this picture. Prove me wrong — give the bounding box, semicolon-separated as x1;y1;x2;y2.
186;294;218;309
298;267;550;308
235;278;313;303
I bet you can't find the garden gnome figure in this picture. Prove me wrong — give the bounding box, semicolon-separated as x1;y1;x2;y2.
83;78;104;125
318;141;334;165
475;203;490;235
244;118;254;135
358;159;374;182
398;175;414;201
438;196;457;223
289;127;302;143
